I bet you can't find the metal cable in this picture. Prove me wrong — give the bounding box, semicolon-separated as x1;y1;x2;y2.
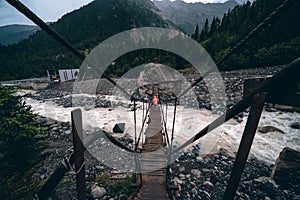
133;98;137;150
170;97;177;152
134;101;152;151
160;102;171;148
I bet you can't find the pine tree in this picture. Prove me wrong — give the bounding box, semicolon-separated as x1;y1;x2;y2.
0;84;48;198
192;24;200;41
199;19;210;41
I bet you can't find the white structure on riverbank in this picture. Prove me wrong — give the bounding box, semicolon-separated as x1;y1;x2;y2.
47;69;79;82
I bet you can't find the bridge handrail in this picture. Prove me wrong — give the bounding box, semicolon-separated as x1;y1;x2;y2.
134;100;152;151
160;103;171;149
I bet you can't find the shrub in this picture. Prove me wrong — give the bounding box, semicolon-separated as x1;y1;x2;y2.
0;84;48;199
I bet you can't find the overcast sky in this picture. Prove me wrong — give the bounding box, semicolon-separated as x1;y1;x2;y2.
0;0;229;26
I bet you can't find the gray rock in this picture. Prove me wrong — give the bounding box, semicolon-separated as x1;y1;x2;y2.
174;177;183;185
40;174;46;180
179;174;186;180
271;147;300;189
289;121;300;129
196;156;204;162
113;123;125;133
203;181;214;187
43;118;56;126
258;126;285;134
191;188;198;195
221;161;228;166
179;166;185;172
191;169;201;178
91;186;106;199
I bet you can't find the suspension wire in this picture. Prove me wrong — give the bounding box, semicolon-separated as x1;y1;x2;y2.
177;0;292;100
142;101;145;144
170;97;178;151
133;98;137;150
142;101;145;126
165;101;168;124
134;101;152;151
160;101;171;148
171;57;300;155
5;0;131;99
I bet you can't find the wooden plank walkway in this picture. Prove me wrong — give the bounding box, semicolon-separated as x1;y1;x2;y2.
136;107;169;200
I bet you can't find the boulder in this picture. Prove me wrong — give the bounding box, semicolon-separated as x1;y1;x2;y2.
91;186;106;199
113;123;125;133
289;121;300;129
258;126;285;134
271;147;300;189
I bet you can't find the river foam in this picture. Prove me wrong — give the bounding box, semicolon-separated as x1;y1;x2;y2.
24;93;300;164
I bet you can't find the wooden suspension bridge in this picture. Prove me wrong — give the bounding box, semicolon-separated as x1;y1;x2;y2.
4;0;300;199
135;106;169;200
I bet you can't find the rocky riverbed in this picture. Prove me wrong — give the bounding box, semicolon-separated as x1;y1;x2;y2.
17;66;299;199
26;66;285;111
168;145;300;200
35;115;300;200
33;116;135;200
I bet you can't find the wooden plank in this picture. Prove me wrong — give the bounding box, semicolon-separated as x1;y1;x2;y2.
137;106;170;199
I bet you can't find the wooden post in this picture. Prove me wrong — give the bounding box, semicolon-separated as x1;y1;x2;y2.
71;109;86;200
223;93;266;200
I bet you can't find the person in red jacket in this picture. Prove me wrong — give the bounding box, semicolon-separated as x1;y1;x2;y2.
152;95;159;110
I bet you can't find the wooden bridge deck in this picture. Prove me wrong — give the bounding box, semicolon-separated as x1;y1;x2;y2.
136;107;169;200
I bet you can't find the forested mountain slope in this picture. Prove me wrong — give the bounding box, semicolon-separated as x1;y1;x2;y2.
0;0;174;81
194;0;300;70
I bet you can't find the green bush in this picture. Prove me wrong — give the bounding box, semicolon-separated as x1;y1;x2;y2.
0;84;48;199
96;171;133;196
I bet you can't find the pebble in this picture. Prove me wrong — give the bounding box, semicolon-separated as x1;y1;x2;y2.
191;169;201;178
196;156;204;162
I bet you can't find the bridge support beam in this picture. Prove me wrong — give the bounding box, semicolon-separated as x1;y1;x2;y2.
223;93;266;200
71;109;86;200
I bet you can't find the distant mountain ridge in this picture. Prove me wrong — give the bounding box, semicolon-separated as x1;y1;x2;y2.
235;0;253;4
0;0;176;81
153;0;239;34
0;24;39;46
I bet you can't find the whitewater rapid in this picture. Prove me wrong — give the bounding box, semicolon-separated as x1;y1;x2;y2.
24;92;300;164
